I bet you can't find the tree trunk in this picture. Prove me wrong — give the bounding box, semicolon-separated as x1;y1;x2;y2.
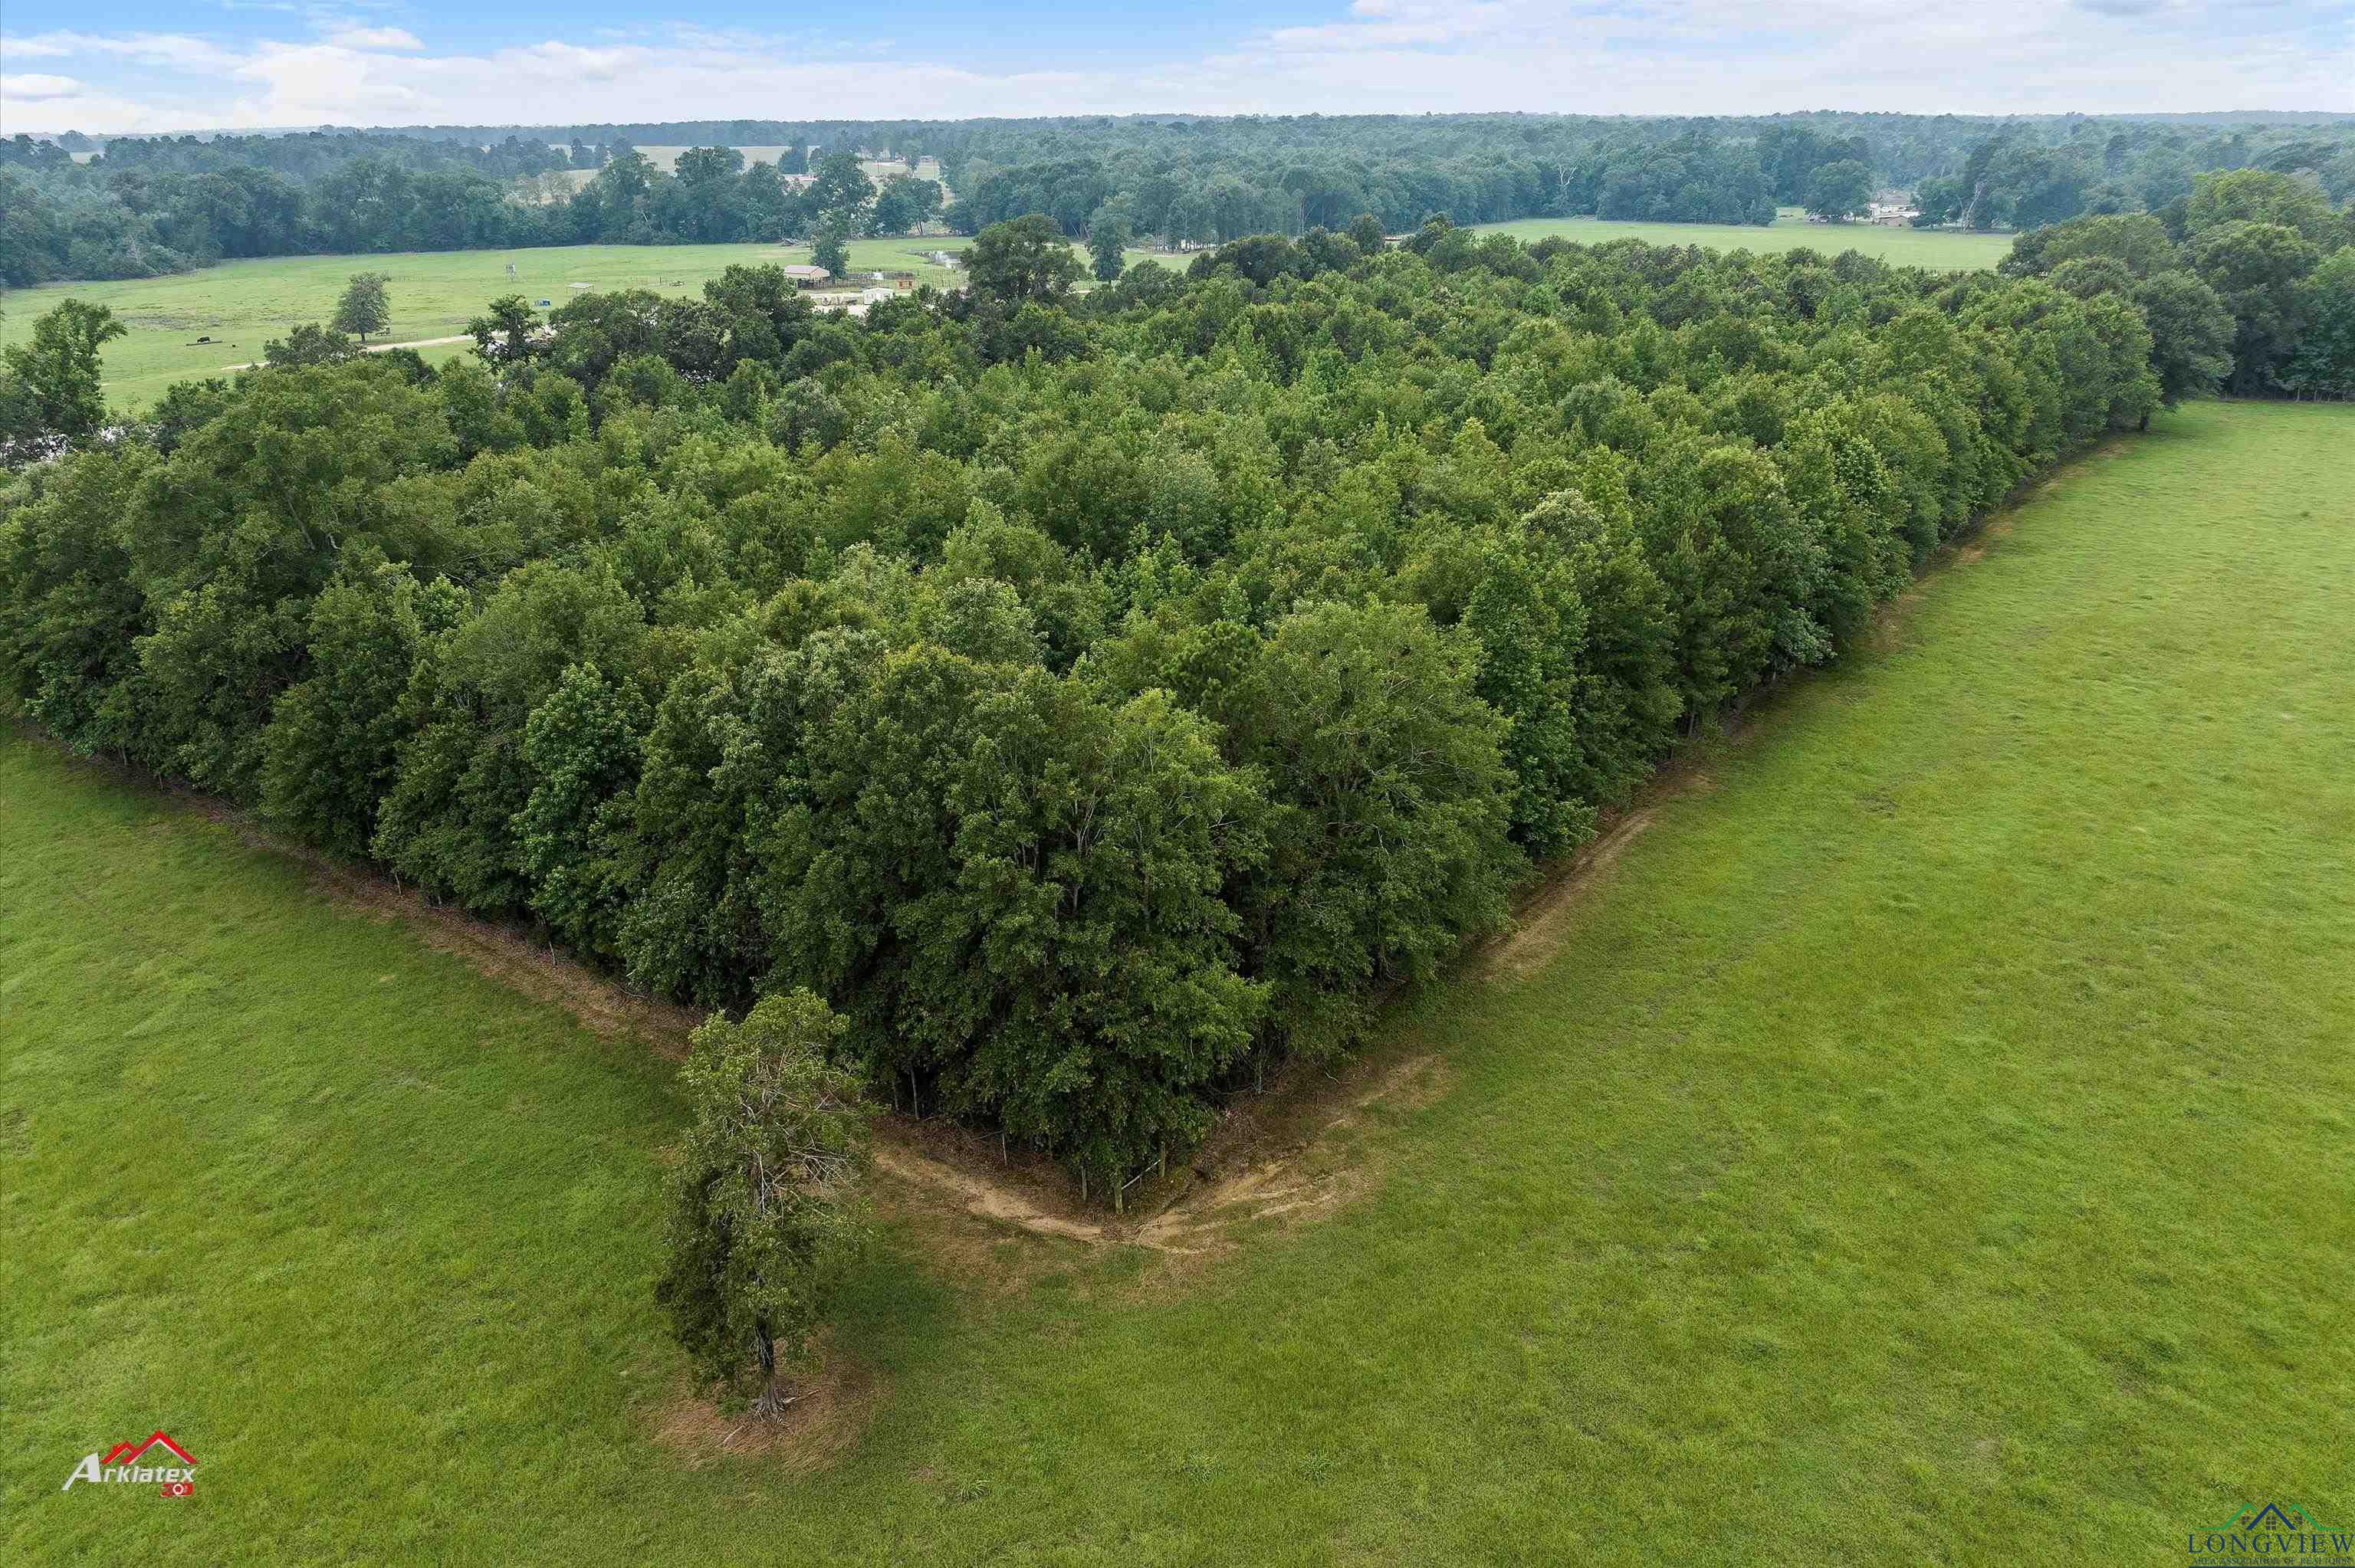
751;1320;786;1418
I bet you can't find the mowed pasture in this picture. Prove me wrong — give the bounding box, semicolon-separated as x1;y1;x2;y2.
0;214;2005;414
4;402;2351;1564
1473;212;2018;270
0;236;1162;412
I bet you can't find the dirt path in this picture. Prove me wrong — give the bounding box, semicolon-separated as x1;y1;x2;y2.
21;739;1437;1261
1480;807;1662;983
220;334;471;372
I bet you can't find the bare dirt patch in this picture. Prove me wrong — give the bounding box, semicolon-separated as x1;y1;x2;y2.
1481;807;1660;984
1129;1051;1452;1257
23;736;704;1055
220;335;474;372
32;731;1450;1270
649;1336;885;1473
314;862;702;1057
1044;1051;1453;1294
859;1049;1455;1265
873;1140;1115;1247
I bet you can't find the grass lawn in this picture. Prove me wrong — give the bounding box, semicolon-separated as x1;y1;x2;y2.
0;238;1176;412
1472;212;2017;270
5;400;2350;1563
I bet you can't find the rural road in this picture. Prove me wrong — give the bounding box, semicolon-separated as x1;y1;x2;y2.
222;334;472;372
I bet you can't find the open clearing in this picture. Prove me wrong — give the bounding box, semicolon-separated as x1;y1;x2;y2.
1472;211;2018;270
2;211;2003;414
4;402;2350;1563
0;236;1163;412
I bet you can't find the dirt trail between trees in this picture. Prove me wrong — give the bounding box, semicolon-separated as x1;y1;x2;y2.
220;335;472;371
27;739;1446;1261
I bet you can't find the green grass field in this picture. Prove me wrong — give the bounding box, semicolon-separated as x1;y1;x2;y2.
1472;212;2017;270
0;211;1999;415
0;237;1171;412
5;401;2350;1563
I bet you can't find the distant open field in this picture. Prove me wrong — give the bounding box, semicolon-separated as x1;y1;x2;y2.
0;237;1169;412
1473;212;2016;270
634;145;803;172
0;212;2002;414
6;402;2349;1564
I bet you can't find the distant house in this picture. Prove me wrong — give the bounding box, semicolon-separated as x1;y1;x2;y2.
780;264;833;287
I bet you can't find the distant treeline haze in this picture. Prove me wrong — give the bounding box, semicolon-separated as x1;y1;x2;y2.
5;112;2352;287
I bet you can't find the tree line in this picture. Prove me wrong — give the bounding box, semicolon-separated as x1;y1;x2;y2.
1917;123;2355;232
9;113;2348;290
3;181;2350;1203
0;136;937;287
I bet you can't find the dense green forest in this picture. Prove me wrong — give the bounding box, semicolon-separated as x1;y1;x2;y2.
4;173;2350;1189
7;111;2351;287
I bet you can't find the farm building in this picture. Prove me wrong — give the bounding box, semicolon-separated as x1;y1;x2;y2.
780;264;833;287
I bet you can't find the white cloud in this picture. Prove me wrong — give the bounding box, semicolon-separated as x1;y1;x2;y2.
1;1;2348;136
1266;1;1521;51
323;26;422;50
1;71;84;98
3;30;247;72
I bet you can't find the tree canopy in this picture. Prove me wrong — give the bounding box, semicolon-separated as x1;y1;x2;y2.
3;200;2347;1196
655;991;872;1415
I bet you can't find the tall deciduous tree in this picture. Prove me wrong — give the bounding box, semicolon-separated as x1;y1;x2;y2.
259;566;460;857
1;298;124;446
806;151;873;234
1802;159;1874;221
466;294;540;366
1088;217;1132;284
2130;270;2237;407
655;991;872;1419
811;223;849;281
964;215;1084;308
262;322;361;369
2191;221;2321;394
2281;250;2355;399
332;271;392;343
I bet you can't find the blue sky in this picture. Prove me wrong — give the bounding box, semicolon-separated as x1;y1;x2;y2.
4;1;2349;136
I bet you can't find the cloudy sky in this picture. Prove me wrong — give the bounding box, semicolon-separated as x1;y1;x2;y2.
3;0;2348;136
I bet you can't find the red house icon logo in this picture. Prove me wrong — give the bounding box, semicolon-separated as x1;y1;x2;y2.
104;1432;195;1468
